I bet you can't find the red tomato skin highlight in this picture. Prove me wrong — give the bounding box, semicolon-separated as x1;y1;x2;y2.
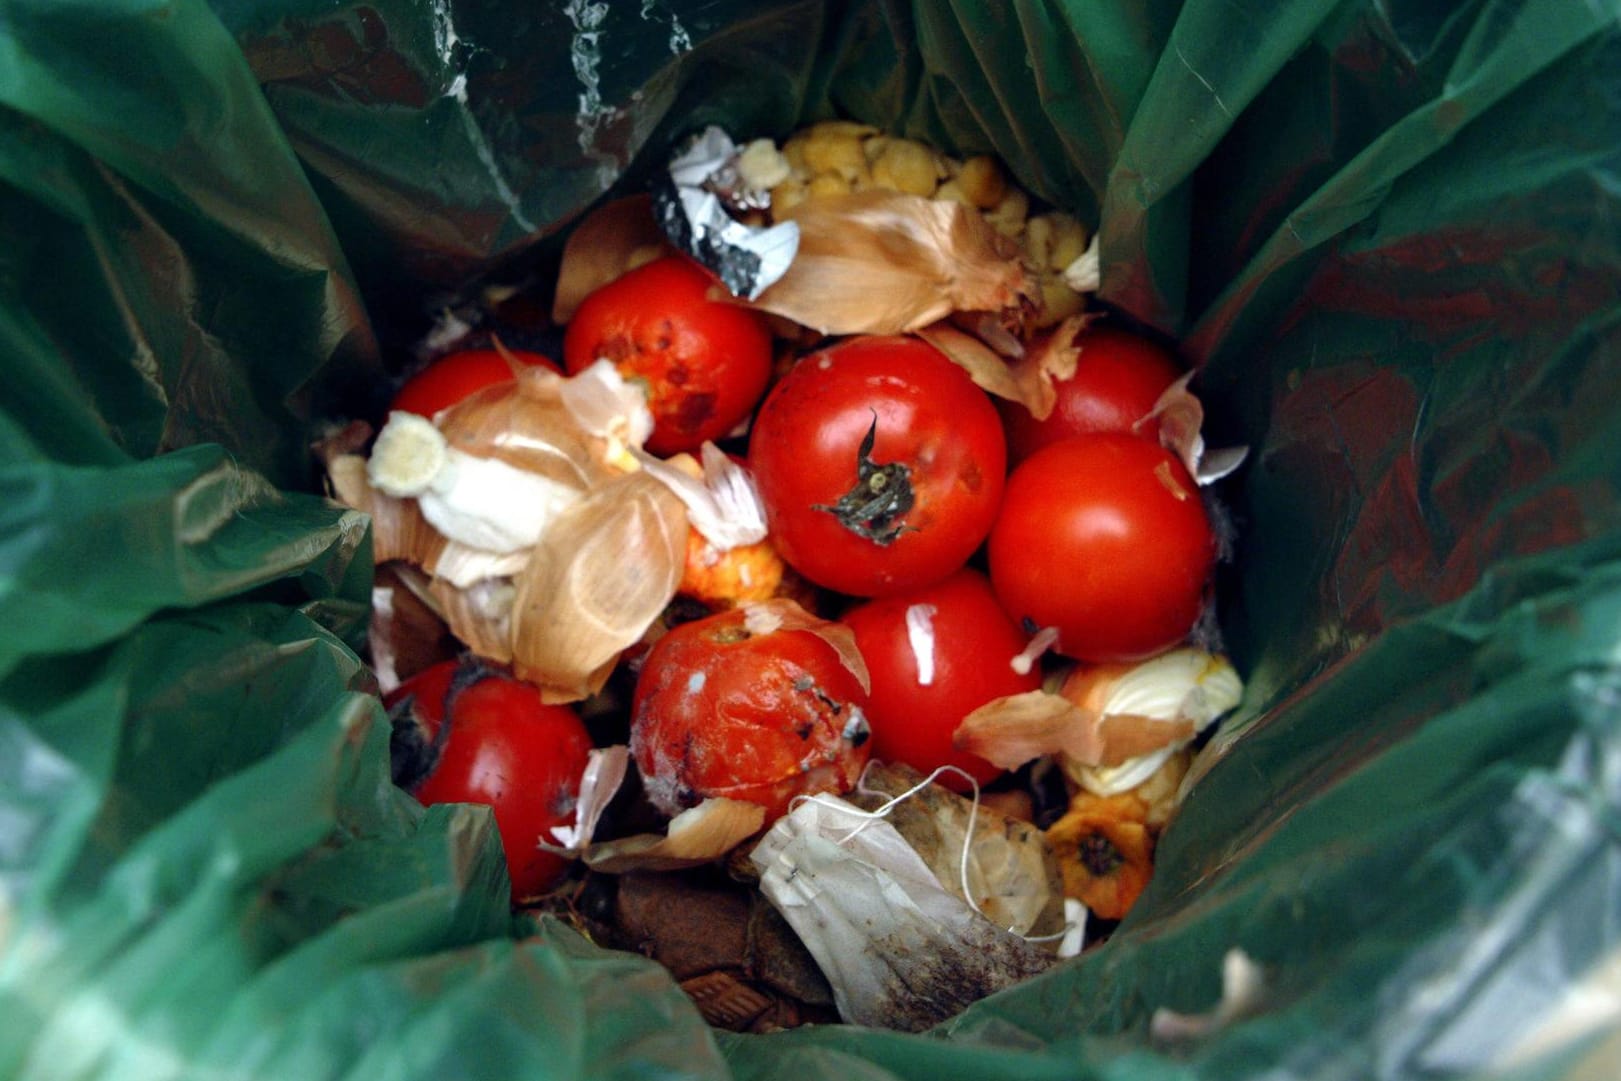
988;433;1216;663
391;349;560;419
630;608;871;822
1001;325;1183;464
750;335;1007;598
562;255;773;456
386;662;593;903
841;568;1040;790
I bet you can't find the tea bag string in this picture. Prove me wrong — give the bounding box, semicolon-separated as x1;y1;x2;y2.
790;763;1083;950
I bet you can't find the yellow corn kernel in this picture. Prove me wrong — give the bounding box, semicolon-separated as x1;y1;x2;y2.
736;138;792;191
984;186;1029;238
1044;212;1091;271
958;154;1008;209
1034;273;1086;328
781;136;809;174
870;138;942;197
770;177;809;214
798;125;873;182
932;178;976;207
1025;213;1056;270
807;172;853;198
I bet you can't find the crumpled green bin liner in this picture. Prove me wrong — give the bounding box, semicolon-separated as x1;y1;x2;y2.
3;0;1619;1077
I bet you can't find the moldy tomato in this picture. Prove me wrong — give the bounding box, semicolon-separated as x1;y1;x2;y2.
840;568;1040;790
563;254;773;456
630;606;871;822
386;659;593;903
391;348;561;419
988;433;1216;662
749;335;1006;597
1001;324;1182;465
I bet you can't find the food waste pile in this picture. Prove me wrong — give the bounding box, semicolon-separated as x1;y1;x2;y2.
324;122;1249;1034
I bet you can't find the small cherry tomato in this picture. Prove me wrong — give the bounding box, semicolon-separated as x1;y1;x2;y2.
1001;324;1183;464
840;568;1040;791
749;335;1006;597
988;433;1216;662
391;348;561;419
563;255;773;456
629;606;871;822
385;660;593;903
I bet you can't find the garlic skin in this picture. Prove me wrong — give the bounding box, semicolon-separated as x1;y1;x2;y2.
1062;650;1242;797
737;138;792;193
558;359;654;470
1061;234;1100;293
634;442;768;551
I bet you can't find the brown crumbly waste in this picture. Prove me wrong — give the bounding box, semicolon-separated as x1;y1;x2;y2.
609;870;838;1032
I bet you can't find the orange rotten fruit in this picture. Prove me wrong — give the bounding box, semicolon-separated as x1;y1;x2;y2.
1044;791;1156;920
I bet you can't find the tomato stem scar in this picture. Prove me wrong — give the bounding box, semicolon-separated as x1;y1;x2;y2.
813;412;918;545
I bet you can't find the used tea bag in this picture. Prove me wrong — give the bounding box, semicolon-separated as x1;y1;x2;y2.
749;795;1055;1032
847;763;1064;937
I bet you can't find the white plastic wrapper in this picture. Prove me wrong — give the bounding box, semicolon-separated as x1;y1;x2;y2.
749;795;1054;1032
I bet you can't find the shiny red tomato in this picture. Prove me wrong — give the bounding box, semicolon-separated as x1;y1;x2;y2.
988;433;1216;662
749;335;1006;597
563;255;773;456
391;348;560;418
840;568;1040;791
385;660;593;903
629;606;871;822
1001;324;1183;464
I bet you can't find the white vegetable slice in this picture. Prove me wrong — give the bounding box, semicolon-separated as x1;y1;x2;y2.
367;411;448;497
417;449;584;554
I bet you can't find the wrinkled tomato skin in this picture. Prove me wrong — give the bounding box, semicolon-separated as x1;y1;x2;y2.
749;335;1006;598
385;661;593;903
989;433;1216;662
391;349;560;419
563;255;773;456
1001;325;1183;465
841;568;1039;791
630;608;871;822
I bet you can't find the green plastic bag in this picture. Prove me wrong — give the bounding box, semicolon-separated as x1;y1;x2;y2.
4;0;1620;1077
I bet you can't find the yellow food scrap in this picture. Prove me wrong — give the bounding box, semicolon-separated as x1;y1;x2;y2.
679;530;787;609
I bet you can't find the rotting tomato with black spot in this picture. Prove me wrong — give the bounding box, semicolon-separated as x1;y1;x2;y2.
629;605;872;822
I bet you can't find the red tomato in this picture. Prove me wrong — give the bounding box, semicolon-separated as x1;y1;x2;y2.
749;335;1006;597
988;433;1216;662
629;607;871;822
391;348;560;418
563;255;773;456
1001;325;1183;464
385;660;593;903
840;568;1040;790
